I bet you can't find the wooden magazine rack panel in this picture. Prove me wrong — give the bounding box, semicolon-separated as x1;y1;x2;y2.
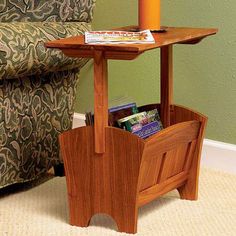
59;104;207;233
45;26;216;234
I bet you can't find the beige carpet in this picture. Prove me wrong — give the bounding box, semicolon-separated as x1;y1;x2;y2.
0;168;236;236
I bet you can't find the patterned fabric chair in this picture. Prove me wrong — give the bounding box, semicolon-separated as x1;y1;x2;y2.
0;0;96;188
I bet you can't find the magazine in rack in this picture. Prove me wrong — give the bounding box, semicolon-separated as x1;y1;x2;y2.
84;30;155;44
85;99;163;139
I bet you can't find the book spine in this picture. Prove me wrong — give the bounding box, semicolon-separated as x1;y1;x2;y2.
109;102;136;113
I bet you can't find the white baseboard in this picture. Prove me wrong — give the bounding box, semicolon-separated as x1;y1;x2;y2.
73;113;236;174
201;139;236;174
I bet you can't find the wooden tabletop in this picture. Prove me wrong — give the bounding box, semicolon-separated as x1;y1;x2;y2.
45;26;217;60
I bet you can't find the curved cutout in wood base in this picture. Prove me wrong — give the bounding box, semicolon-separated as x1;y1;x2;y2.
59;104;207;233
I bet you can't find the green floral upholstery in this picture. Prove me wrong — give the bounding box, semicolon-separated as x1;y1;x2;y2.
0;0;96;188
0;22;91;79
0;70;79;186
0;0;95;23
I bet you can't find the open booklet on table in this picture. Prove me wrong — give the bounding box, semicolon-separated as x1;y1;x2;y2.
84;30;155;44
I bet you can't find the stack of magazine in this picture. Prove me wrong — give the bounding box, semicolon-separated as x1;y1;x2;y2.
85;98;163;139
84;30;155;44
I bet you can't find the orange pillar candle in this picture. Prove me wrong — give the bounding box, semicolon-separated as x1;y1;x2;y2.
139;0;161;31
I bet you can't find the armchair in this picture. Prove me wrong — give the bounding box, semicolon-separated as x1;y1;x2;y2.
0;0;96;188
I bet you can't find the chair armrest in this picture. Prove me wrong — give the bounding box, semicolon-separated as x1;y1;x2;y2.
0;22;91;80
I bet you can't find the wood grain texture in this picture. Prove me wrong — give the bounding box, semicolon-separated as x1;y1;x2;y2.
59;105;207;233
46;25;216;233
143;120;200;156
160;45;173;127
138;171;189;207
45;26;217;60
60;126;145;234
137;119;201;204
93;51;108;153
170;105;208;200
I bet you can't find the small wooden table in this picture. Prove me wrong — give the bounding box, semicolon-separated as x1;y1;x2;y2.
45;26;217;233
46;26;217;153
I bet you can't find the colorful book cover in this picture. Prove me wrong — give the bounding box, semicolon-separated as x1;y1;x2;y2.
109;102;137;113
133;121;162;139
108;101;138;127
117;109;163;139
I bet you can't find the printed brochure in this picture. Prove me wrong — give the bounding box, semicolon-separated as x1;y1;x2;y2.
85;30;155;44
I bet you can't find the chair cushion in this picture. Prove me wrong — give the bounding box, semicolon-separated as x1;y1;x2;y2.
0;21;91;80
0;0;96;23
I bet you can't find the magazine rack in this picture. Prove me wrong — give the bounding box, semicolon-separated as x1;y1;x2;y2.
45;26;217;234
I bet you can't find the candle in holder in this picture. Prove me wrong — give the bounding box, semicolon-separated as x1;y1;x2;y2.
139;0;161;31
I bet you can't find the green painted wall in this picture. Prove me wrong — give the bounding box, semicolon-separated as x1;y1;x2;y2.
75;0;236;145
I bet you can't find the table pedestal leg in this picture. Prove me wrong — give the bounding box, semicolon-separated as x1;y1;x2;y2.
94;51;108;154
160;45;173;128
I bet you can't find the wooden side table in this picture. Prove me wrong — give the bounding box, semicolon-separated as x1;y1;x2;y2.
46;26;217;233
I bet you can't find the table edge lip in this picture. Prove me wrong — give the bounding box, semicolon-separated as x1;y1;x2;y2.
45;25;218;53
